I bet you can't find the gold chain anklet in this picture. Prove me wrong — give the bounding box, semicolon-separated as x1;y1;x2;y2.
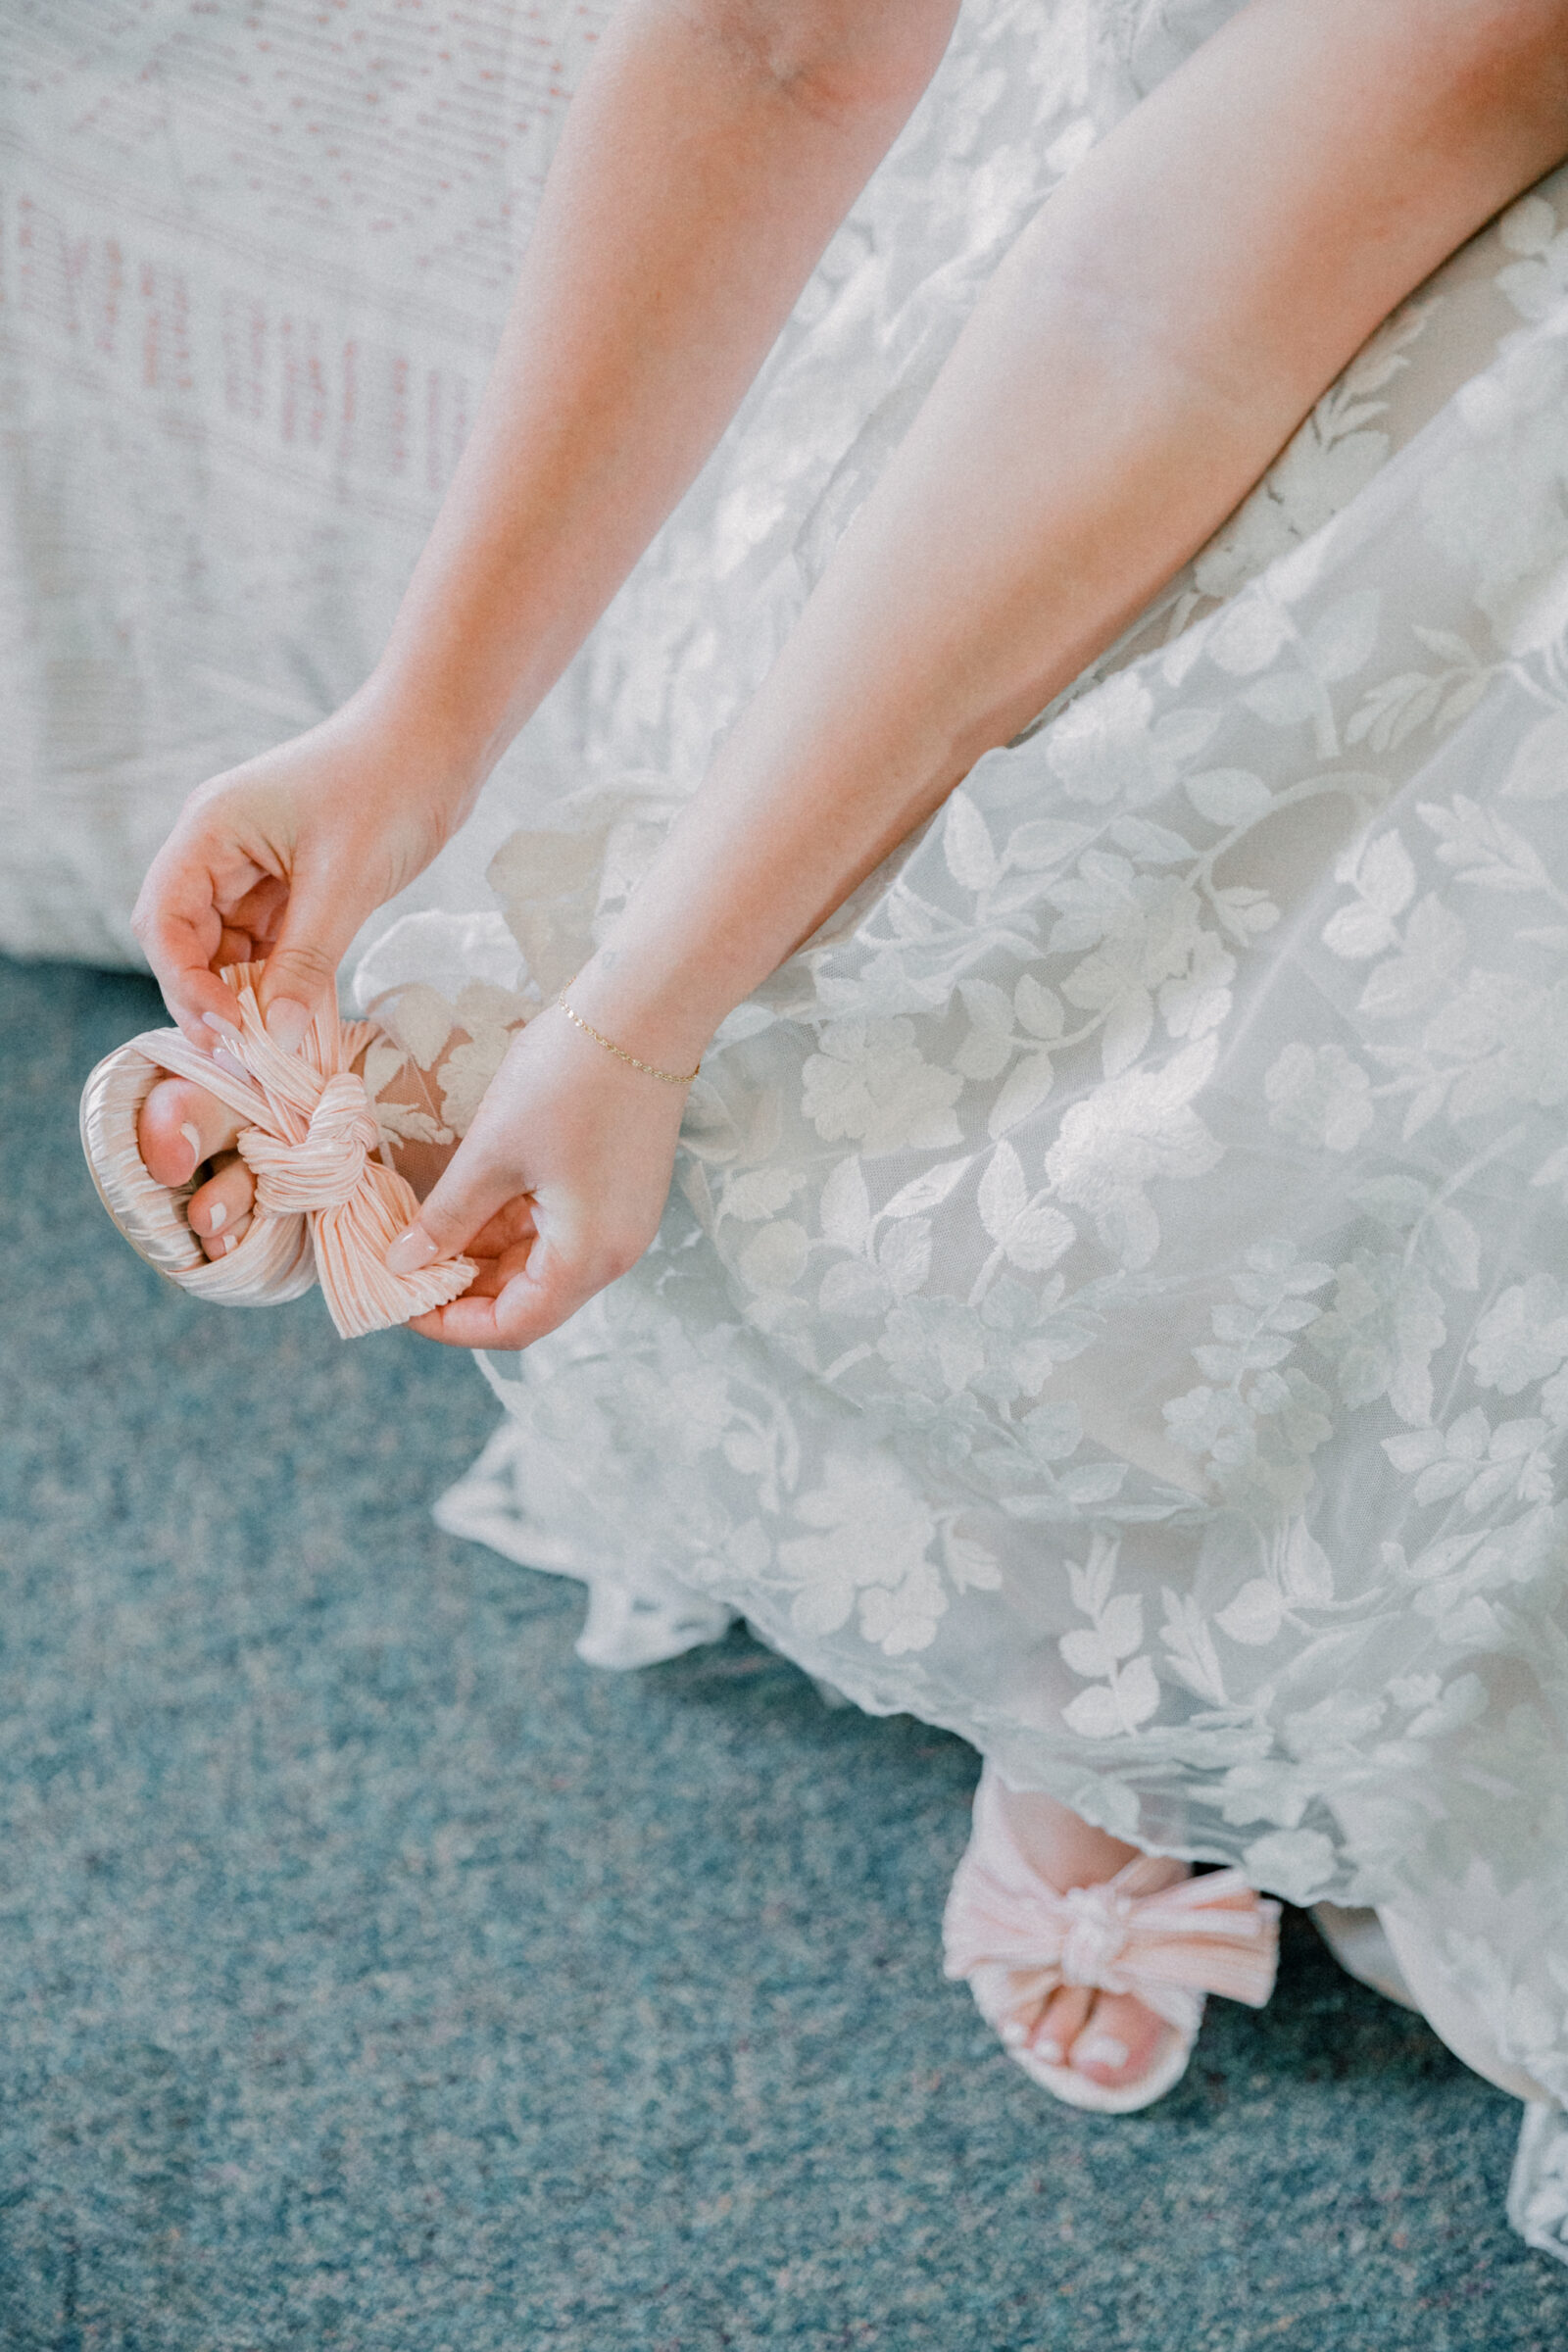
555;981;701;1087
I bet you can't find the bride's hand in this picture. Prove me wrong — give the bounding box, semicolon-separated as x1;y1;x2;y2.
389;1004;693;1351
131;691;481;1054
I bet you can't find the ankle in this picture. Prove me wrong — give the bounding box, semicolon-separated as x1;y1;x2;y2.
989;1782;1142;1889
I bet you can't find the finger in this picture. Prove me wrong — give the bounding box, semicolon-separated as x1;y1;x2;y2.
407;1295;520;1348
463;1196;538;1261
384;1136;526;1276
254;863;370;1054
408;1243;589;1351
409;1215;535;1305
450;1254;526;1300
132;839;270;1051
187;1153;258;1244
224;872;289;948
137;1076;245;1187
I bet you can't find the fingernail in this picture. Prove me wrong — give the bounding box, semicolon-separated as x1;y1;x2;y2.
205;1201;228;1234
265;999;311;1054
202;1013;241;1045
386;1224;440;1276
1034;2037;1063;2065
1075;2034;1129;2072
214;1234;236;1257
213;1047;250;1086
1001;2020;1027;2047
178;1121;203;1179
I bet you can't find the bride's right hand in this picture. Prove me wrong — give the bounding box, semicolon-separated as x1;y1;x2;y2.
131;690;479;1056
130;690;481;1248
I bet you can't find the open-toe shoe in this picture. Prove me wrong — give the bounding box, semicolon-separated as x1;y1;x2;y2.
943;1764;1280;2114
79;963;474;1338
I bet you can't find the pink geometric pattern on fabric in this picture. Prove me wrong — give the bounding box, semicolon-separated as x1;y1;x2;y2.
943;1771;1280;2037
79;964;474;1340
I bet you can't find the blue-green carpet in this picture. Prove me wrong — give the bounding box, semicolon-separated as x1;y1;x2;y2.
1;954;1565;2351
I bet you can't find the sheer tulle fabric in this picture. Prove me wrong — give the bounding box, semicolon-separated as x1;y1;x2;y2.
343;0;1568;2256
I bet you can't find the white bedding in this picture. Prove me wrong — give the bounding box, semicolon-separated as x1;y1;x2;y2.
0;0;605;965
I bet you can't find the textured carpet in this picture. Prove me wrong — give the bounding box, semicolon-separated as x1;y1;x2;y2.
1;954;1566;2352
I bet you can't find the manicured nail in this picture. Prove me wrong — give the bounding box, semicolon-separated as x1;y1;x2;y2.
178;1121;203;1178
1076;2034;1129;2072
202;1013;241;1044
213;1047;250;1086
1034;2037;1063;2065
214;1234;236;1257
205;1201;228;1233
265;999;311;1054
386;1224;440;1276
1001;2020;1027;2047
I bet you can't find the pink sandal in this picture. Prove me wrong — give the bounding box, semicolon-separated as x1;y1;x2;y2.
79;963;475;1338
943;1765;1281;2113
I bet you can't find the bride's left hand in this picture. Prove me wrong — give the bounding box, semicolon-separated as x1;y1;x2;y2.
391;1004;692;1351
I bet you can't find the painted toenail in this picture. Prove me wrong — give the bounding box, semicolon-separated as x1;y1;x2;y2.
206;1201;227;1233
179;1122;203;1175
1076;2034;1130;2071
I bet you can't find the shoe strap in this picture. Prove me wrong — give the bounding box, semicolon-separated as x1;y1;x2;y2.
943;1775;1280;2015
105;963;475;1339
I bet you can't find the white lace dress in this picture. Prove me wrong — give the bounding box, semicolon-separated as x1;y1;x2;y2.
347;1;1568;2255
12;0;1568;2260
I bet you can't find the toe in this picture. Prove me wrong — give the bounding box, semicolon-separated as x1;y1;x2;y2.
1068;1992;1170;2088
138;1075;244;1187
199;1209;252;1262
188;1153;257;1255
1030;1985;1091;2067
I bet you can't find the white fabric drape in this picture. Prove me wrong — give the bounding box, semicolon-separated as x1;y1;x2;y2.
361;3;1568;2249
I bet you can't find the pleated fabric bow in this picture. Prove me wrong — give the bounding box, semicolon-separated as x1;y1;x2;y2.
79;963;474;1338
943;1770;1280;2036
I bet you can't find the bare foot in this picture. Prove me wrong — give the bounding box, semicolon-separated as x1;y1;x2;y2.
133;1018;466;1257
137;1074;256;1260
986;1782;1180;2095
